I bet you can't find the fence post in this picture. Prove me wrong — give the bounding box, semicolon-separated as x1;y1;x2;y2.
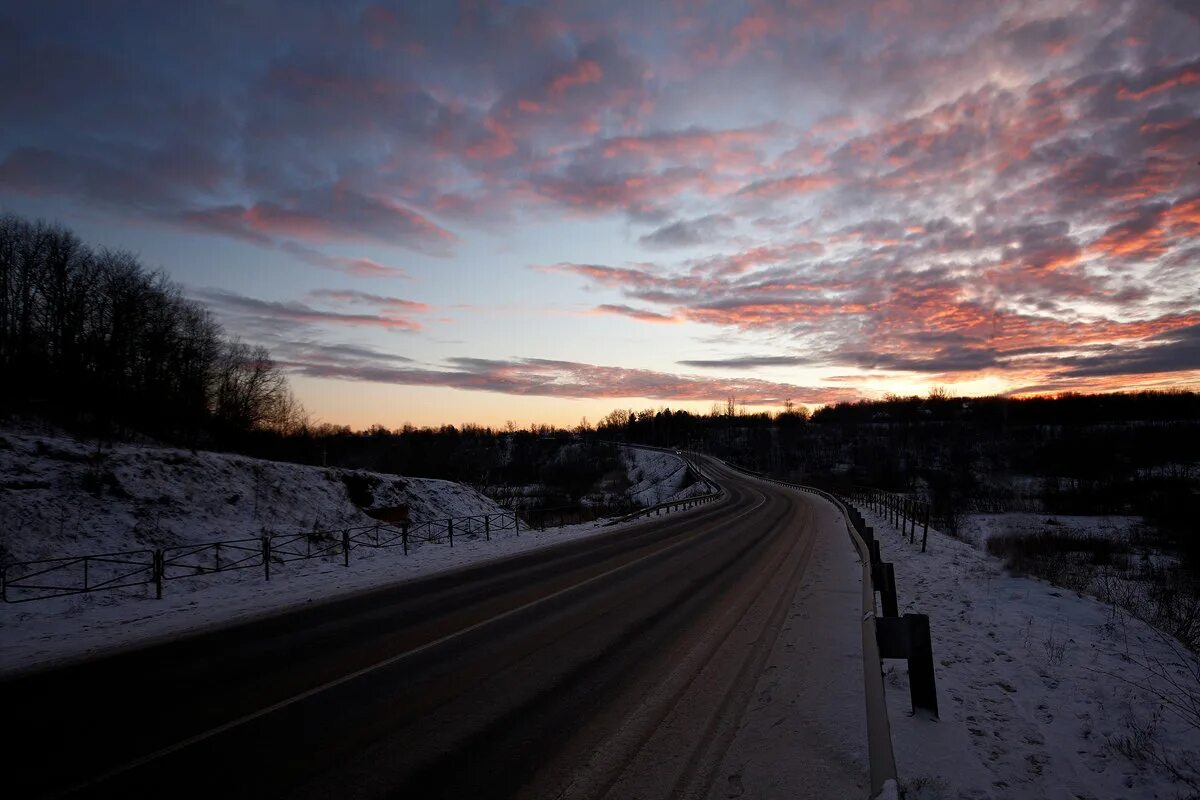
514;512;520;535
154;549;163;599
402;524;409;555
342;529;350;567
485;514;490;541
262;536;271;581
922;504;930;552
83;556;89;591
448;518;454;547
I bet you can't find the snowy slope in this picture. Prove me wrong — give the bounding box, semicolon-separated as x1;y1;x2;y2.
0;430;504;563
858;506;1200;798
621;446;714;506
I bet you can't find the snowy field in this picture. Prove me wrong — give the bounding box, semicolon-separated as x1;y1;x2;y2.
0;434;711;676
859;507;1200;798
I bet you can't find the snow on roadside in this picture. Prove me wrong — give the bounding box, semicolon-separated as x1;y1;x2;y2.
859;507;1200;799
0;509;690;676
0;430;503;564
621;446;714;506
959;512;1148;548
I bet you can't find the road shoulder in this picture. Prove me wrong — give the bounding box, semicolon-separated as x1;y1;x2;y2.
706;491;869;799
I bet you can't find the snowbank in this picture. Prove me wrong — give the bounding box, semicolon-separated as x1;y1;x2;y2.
860;507;1200;798
0;430;503;563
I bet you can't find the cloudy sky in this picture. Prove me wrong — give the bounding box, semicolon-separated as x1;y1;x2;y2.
2;1;1198;427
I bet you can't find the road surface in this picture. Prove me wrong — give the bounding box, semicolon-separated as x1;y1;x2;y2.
1;456;868;799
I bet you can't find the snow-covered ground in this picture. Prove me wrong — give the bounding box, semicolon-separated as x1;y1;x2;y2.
858;507;1200;798
0;430;503;564
0;435;715;676
959;512;1148;548
621;446;715;506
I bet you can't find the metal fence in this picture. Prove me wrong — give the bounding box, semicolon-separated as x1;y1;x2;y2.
2;495;717;604
845;487;933;552
1;512;521;604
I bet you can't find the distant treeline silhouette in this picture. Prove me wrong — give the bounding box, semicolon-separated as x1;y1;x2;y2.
0;214;301;440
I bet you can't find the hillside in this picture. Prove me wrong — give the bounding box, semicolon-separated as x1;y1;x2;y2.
0;430;504;564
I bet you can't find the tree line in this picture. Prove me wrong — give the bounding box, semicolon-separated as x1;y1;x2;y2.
0;214;301;440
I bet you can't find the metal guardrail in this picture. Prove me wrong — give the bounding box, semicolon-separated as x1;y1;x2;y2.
603;490;722;525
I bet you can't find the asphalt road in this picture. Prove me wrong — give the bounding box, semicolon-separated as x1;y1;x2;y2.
1;456;865;799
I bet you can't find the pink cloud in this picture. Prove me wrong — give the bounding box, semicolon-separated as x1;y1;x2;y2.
548;59;604;97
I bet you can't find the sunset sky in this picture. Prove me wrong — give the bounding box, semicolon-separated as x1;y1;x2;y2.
2;1;1198;428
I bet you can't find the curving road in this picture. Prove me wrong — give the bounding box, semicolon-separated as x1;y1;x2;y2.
1;455;868;799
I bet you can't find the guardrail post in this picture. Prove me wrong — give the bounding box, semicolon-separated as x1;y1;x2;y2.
485;514;490;541
448;518;454;547
154;549;164;599
907;614;939;718
875;613;939;718
342;529;350;566
402;524;409;555
262;536;271;581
